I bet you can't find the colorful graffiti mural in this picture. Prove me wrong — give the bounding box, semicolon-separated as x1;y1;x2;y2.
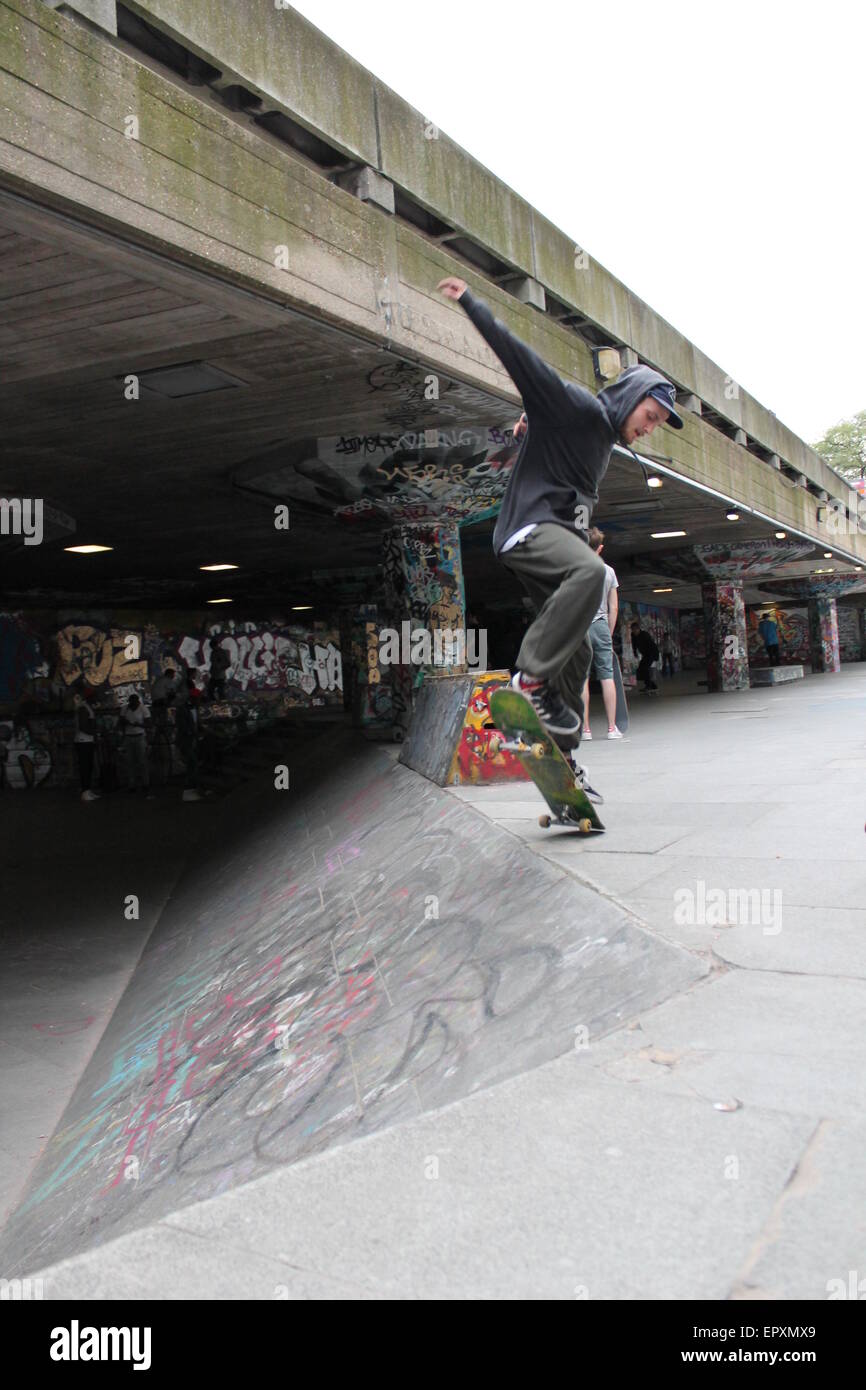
618;601;681;680
808;598;841;674
447;672;528;785
702;582;749;692
747;606;809;665
236;425;520;529
0;613;48;701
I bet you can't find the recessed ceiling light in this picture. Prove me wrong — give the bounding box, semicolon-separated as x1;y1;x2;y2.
646;476;663;488
64;544;113;554
775;531;787;539
651;531;686;539
823;551;833;558
200;564;239;571
207;598;233;605
726;511;740;521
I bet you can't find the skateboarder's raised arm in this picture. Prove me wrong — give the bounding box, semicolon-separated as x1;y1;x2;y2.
438;278;576;426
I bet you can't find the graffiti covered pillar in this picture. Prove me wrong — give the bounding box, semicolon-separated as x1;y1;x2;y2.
382;521;467;739
808;596;841;673
701;581;749;692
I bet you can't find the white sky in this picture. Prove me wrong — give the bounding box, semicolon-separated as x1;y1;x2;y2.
290;0;864;447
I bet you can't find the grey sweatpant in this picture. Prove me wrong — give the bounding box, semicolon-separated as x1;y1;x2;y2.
500;523;607;718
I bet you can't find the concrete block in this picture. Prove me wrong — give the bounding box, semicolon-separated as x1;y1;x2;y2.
506;276;546;311
334;166;395;215
750;665;804;685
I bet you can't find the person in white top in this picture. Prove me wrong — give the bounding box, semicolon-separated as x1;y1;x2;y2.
120;693;152;795
581;528;623;740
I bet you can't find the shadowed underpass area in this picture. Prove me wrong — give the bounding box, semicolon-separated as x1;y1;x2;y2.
0;731;703;1274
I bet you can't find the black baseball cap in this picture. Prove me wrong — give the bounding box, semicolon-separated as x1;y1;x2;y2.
646;382;684;429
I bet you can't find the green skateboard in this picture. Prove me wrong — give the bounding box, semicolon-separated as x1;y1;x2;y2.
489;688;605;834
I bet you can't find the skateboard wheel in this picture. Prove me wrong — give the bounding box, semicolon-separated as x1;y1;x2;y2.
538;814;551;828
530;742;545;759
579;818;592;834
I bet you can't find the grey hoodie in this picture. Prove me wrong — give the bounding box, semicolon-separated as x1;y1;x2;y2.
458;289;679;553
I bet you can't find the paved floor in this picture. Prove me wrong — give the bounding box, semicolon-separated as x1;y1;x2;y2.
6;667;866;1297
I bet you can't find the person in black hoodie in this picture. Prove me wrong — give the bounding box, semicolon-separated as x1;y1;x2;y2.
437;276;682;748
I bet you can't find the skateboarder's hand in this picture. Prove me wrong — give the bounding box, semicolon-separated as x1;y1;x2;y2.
513;411;528;441
437;276;467;300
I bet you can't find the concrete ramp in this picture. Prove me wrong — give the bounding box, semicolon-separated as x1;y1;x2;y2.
0;731;703;1275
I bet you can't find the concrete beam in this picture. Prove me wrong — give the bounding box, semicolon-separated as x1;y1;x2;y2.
41;0;116;33
767;453;782;470
681;393;702;415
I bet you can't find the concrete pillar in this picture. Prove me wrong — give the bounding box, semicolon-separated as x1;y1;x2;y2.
382;521;467;739
808;597;841;673
701;581;749;692
858;607;866;661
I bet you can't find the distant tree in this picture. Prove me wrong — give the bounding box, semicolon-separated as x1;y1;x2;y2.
813;409;866;482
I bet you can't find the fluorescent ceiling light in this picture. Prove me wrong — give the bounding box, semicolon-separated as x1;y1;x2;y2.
292;605;313;610
651;531;686;539
646;476;663;488
64;544;113;554
200;564;239;571
653;587;673;593
207;598;233;604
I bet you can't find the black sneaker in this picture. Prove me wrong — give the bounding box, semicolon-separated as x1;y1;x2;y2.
511;671;581;739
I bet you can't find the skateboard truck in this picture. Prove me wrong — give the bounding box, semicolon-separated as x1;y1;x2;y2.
488;732;545;760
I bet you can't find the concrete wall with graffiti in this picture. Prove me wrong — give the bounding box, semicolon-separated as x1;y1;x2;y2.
617;601;681;680
0;611;343;790
746;605;810;665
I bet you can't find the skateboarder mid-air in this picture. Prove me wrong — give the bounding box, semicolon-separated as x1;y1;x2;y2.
437;276;683;768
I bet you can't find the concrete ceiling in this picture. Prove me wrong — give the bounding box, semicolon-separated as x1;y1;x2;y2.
1;195;858;614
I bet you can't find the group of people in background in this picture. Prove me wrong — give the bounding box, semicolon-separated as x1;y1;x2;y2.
72;661;209;805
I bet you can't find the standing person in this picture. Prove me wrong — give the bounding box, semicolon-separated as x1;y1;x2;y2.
437;276;682;762
758;612;781;665
207;635;231;700
630;622;660;691
151;664;180;724
580;527;622;740
120;692;152;796
73;687;100;802
175;670;203;802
